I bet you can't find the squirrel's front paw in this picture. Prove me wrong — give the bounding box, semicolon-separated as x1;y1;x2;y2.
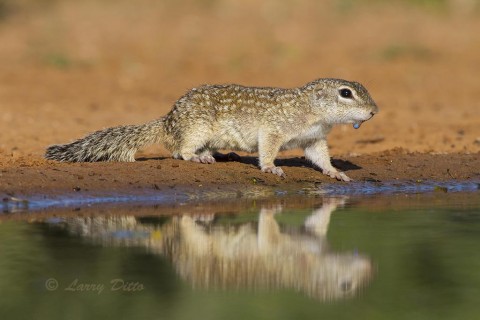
261;166;286;178
323;169;352;182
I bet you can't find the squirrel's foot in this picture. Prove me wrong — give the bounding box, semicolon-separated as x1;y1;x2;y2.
323;169;352;182
261;165;286;178
190;155;216;164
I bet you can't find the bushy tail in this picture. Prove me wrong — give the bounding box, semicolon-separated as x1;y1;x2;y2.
45;118;165;162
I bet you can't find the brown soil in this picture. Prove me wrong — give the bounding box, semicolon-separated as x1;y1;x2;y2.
0;1;479;200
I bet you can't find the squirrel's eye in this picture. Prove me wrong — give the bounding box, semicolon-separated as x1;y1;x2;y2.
339;88;353;99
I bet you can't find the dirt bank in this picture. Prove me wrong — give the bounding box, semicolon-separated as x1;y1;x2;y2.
1;150;478;200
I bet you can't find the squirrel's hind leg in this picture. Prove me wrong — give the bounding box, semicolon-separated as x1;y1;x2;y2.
178;137;216;164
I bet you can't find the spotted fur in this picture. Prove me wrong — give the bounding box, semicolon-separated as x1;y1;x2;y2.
45;78;379;181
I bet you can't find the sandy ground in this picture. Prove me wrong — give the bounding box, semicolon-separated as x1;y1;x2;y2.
0;0;479;200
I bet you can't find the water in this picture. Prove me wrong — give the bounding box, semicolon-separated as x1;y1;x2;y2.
1;191;479;320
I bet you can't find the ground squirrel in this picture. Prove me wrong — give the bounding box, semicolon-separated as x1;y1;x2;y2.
45;78;379;181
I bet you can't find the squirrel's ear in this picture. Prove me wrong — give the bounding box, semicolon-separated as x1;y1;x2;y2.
315;84;326;100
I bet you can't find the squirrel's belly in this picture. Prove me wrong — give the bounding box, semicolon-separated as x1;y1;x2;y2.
211;128;258;152
281;138;312;150
281;123;329;150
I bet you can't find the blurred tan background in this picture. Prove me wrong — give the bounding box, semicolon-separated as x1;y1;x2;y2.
0;0;479;161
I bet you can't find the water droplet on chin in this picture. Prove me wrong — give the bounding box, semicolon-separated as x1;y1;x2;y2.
353;123;361;129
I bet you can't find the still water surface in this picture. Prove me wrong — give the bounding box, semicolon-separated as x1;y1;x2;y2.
1;192;479;320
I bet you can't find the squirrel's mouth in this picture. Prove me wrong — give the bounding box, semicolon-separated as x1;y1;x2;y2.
353;111;376;129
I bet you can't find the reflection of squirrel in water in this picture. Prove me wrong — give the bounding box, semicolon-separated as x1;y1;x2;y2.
45;78;378;181
58;198;372;301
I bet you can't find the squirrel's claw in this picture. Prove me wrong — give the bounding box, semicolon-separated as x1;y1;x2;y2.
261;166;286;178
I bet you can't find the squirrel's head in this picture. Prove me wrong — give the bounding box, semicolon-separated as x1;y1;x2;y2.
306;78;379;129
